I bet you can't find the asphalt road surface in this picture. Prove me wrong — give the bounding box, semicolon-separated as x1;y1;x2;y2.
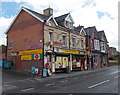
2;65;119;94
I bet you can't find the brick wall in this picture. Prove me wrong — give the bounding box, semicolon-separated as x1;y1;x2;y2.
6;10;44;71
7;10;44;59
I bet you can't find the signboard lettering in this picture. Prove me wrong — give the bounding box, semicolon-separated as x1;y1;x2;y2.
21;55;32;60
19;49;42;55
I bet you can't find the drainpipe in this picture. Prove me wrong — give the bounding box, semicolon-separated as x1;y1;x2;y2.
42;22;45;70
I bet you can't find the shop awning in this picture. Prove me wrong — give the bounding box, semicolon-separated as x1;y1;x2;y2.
55;52;70;56
72;54;85;57
91;50;101;54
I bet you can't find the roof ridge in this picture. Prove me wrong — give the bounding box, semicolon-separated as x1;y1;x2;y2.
55;13;69;18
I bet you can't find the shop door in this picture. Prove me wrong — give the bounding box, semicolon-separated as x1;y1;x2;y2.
81;57;85;69
55;57;62;69
62;57;68;68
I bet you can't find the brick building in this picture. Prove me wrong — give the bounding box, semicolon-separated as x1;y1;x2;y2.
0;45;7;67
6;6;109;72
108;47;118;57
6;7;86;72
85;27;108;68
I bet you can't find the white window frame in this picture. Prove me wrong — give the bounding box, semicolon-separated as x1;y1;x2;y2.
81;38;84;49
62;36;67;47
72;38;76;48
49;32;53;41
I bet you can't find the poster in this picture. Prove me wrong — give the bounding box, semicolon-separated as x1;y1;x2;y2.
21;55;32;60
62;57;68;68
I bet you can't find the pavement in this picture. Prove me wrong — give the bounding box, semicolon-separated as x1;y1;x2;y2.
2;66;114;83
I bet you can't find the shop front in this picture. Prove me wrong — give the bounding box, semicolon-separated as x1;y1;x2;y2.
72;51;86;70
54;48;82;72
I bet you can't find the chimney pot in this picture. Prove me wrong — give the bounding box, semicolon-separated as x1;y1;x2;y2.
43;8;53;16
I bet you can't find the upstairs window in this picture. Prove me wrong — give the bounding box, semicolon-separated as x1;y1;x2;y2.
77;40;80;48
62;36;67;46
72;38;76;48
8;41;12;50
101;42;106;51
66;21;69;28
49;21;52;26
94;39;100;50
70;22;73;29
49;32;53;41
81;38;84;49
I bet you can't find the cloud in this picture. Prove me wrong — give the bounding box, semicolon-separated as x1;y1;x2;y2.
0;16;14;45
0;0;119;51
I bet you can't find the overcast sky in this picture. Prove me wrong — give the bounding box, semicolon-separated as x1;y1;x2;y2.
0;0;119;51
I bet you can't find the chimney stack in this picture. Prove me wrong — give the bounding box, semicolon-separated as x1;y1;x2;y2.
43;7;53;16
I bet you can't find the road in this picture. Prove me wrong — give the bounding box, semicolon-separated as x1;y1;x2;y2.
2;65;119;94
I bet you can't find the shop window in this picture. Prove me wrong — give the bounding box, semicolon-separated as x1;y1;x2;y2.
72;38;76;48
62;36;67;47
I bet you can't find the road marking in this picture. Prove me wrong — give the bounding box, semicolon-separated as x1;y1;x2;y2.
73;78;78;80
21;88;34;92
45;83;55;86
60;80;68;83
88;80;109;89
114;76;119;78
110;71;119;75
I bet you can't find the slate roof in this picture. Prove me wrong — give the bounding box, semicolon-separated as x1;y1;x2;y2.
55;13;70;28
97;30;108;42
55;13;69;22
84;26;97;37
73;26;83;33
23;7;51;22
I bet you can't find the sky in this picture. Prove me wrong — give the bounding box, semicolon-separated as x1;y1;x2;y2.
0;0;119;51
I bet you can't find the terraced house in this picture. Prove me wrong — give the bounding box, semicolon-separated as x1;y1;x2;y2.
85;27;108;69
6;6;108;73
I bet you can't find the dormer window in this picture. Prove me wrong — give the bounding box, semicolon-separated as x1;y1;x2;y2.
65;21;73;29
66;21;69;28
49;21;52;26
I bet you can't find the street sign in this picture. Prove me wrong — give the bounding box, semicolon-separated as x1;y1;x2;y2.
43;69;47;77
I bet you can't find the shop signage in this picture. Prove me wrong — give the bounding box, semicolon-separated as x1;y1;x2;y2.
21;55;32;60
79;52;85;55
26;42;43;50
53;42;64;46
46;41;53;46
54;48;62;52
19;49;42;55
85;51;90;55
62;49;79;54
11;52;19;55
32;54;43;60
43;69;47;77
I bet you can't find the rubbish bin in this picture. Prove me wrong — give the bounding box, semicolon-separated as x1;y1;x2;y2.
31;66;36;74
66;66;71;74
4;61;13;69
